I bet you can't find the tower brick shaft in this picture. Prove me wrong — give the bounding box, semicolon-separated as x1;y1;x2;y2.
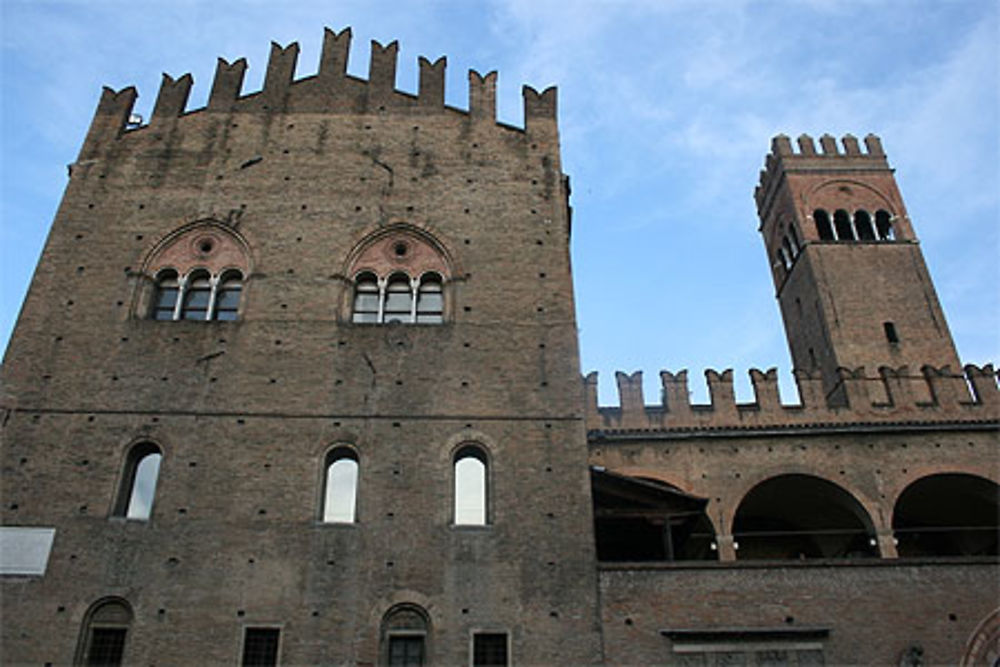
755;133;961;404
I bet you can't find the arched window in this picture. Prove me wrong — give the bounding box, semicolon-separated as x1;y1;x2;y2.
854;210;875;240
151;270;180;320
814;209;834;240
212;270;242;321
781;237;795;266
76;598;133;667
788;225;801;255
732;474;877;559
383;273;414;323
352;272;381;323
454;446;488;526
322;447;359;523
893;474;999;557
777;248;790;272
113;443;162;520
416;273;444;324
382;604;430;667
833;209;855;241
181;270;212;320
875;209;894;240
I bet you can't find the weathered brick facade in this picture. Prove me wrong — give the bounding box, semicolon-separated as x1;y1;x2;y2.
1;29;997;667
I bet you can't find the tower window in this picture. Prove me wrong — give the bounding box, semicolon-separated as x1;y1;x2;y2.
788;225;801;254
833;209;855;241
875;210;894;240
782;237;795;266
242;627;281;667
113;442;162;520
884;321;899;344
813;210;834;241
854;210;875;240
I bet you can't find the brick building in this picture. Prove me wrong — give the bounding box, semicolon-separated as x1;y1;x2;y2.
1;29;997;666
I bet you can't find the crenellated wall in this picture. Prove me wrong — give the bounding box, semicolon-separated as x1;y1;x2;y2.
585;364;1000;432
78;27;557;164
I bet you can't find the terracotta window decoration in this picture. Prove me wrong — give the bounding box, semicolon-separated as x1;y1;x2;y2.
141;222;251;322
346;227;452;325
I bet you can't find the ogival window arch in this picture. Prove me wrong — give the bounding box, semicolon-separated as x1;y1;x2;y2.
140;222;251;322
345;226;453;325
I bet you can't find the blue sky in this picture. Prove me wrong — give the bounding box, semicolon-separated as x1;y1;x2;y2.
2;0;997;405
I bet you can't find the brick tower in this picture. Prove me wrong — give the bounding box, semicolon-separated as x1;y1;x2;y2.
0;29;602;665
754;133;962;403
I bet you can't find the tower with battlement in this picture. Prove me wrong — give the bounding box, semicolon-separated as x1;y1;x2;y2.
1;28;998;667
754;133;962;404
0;27;601;666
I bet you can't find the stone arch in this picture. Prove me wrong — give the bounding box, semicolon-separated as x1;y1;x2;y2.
720;465;884;540
892;472;999;557
731;473;879;560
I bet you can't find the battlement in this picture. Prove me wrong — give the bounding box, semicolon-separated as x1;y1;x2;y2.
79;27;556;159
754;133;890;213
584;364;1000;433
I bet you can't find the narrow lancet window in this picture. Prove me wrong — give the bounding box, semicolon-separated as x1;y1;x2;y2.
114;443;162;520
454;446;488;526
323;447;359;523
